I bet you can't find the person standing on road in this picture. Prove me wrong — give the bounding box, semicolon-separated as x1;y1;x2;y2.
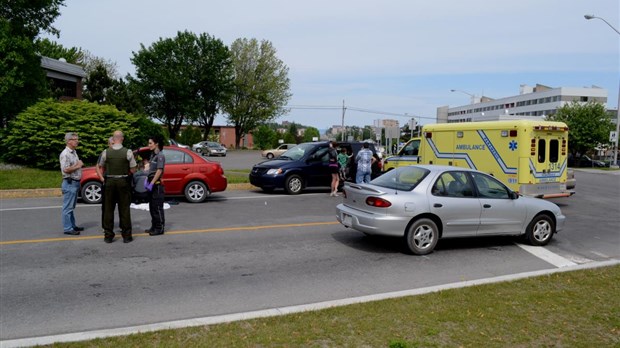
145;134;166;236
355;142;375;184
97;130;137;243
59;132;84;235
337;147;349;181
96;137;114;225
328;141;339;196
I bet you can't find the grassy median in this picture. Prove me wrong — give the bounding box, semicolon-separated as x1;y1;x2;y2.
44;264;619;347
0;167;250;190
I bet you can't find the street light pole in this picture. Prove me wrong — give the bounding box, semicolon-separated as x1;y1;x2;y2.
585;14;620;168
450;89;477;104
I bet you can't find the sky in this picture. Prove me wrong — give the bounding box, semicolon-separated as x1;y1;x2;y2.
47;0;619;130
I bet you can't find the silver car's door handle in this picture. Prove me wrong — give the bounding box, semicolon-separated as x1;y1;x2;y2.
483;204;491;208
433;203;442;208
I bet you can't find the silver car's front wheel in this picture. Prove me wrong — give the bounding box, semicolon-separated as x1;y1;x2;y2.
526;214;554;246
405;218;439;255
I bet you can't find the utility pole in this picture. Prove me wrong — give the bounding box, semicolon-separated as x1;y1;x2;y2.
341;100;346;141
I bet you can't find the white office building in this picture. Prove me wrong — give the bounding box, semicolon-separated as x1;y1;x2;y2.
437;84;608;123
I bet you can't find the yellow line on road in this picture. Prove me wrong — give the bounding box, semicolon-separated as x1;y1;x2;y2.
0;221;340;246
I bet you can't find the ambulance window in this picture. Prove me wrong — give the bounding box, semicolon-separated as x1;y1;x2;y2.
538;139;546;163
549;140;559;163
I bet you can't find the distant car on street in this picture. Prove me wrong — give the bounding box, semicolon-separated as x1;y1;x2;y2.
261;143;297;159
337;165;565;255
80;146;227;204
192;141;227;157
568;154;606;168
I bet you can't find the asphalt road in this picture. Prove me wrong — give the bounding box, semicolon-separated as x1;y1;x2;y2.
0;169;618;341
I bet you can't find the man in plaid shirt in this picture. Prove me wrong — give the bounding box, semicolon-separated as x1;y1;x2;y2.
355;142;375;183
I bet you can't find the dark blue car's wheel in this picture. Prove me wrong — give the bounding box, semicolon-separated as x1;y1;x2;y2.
285;174;303;195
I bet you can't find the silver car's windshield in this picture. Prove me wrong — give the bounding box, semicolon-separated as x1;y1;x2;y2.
280;143;316;161
371;166;429;191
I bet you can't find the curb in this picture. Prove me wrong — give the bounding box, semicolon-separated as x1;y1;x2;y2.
0;183;255;200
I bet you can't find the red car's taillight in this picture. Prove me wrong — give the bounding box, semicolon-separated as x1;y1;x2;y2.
365;197;391;208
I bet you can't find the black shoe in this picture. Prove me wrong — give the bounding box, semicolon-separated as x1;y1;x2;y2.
73;226;85;232
123;236;133;243
144;229;153;234
149;231;164;236
104;237;114;243
64;230;80;235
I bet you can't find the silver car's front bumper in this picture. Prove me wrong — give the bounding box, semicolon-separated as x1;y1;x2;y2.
336;203;410;237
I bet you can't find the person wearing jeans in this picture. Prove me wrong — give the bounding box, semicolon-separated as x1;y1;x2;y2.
59;132;84;235
355;142;375;184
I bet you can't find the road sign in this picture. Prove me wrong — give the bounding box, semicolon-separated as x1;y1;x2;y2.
610;131;617;143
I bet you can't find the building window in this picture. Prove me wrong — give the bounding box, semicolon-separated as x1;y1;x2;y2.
580;96;588;102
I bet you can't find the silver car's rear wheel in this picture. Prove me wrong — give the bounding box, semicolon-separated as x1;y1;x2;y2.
405;218;439;255
526;214;554;246
184;181;209;203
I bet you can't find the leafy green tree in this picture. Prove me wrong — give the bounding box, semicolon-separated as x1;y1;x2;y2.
34;38;84;64
0;0;65;127
130;31;199;139
1;99;162;169
225;38;291;148
179;125;202;146
302;127;320;142
83;63;114;103
283;132;297;144
252;125;278;150
192;33;234;141
547;101;613;157
105;77;144;115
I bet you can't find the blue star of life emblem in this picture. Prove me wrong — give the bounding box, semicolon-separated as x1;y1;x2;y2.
509;140;518;151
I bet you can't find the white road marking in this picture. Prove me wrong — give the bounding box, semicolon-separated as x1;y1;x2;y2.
515;243;577;267
0;194;329;212
2;259;617;348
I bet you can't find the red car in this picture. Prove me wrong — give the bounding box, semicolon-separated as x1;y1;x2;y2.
80;146;227;204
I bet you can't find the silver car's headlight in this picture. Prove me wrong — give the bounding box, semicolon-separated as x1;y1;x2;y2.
266;168;282;175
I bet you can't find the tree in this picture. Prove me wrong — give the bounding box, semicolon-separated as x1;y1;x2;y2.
0;0;65;127
178;125;202;146
224;38;291;148
252;125;278;150
82;63;114;103
547;101;613;157
192;33;234;141
34;38;84;64
302;127;320;142
131;31;233;140
105;77;144;115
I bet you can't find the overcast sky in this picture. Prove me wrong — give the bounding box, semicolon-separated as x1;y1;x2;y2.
48;0;619;130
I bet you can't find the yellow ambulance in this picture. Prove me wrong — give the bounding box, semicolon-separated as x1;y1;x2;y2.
383;120;574;199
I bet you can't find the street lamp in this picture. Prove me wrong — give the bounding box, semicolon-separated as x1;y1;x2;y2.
450;89;477;104
585;14;620;168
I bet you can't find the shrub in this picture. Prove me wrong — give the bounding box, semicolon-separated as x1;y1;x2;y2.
1;99;164;169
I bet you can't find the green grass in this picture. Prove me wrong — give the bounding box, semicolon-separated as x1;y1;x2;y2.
0;167;250;190
46;265;620;347
0;167;61;189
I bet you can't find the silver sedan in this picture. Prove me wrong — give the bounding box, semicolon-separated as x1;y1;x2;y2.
336;165;565;255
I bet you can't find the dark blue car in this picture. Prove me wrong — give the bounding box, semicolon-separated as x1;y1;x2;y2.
249;141;377;194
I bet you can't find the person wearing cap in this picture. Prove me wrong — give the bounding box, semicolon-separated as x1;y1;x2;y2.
59;132;84;235
355;142;375;184
97;130;137;243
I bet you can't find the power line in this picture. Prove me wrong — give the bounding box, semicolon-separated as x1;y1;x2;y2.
286;104;436;120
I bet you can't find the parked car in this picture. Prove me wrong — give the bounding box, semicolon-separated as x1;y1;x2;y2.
192;141;227;157
249;141;377;194
80;146;227;204
336;165;565;255
261;143;297;159
567;154;606;168
168;139;190;149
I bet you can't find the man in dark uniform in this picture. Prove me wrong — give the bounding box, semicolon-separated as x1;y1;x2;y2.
145;134;166;236
96;130;137;243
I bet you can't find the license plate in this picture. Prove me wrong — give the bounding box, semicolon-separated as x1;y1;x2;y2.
342;213;352;226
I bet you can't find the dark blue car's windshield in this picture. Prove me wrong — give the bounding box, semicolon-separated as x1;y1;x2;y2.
371;166;429;191
280;143;317;161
